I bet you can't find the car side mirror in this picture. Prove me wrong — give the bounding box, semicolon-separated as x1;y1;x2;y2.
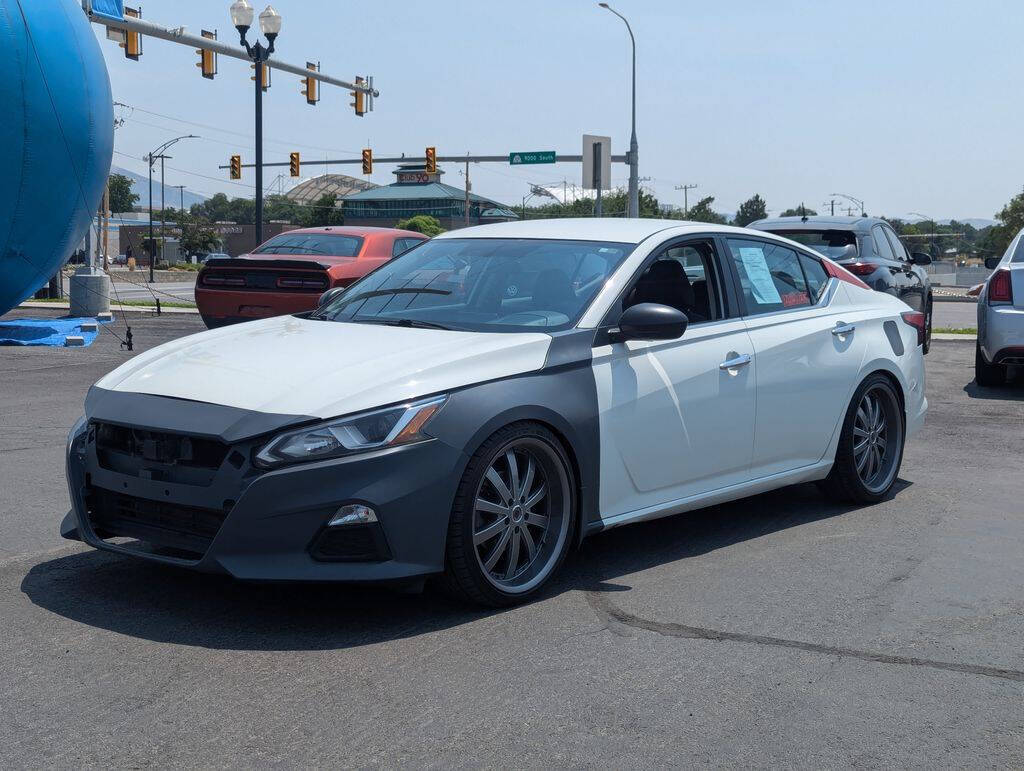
985;257;1002;270
318;287;345;308
911;252;932;266
613;303;688;342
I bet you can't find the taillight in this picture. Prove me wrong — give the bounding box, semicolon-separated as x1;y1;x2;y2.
845;262;877;276
276;277;328;290
901;310;926;347
989;269;1013;305
201;274;246;287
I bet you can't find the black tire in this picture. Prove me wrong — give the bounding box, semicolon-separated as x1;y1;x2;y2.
922;295;933;354
820;374;905;504
439;422;576;607
975;342;1004;387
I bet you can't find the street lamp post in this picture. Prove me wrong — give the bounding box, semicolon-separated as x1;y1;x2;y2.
146;134;198;282
599;3;639;218
231;0;282;246
830;192;866;217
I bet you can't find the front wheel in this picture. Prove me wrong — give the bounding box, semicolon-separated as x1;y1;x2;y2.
821;374;905;504
440;422;575;607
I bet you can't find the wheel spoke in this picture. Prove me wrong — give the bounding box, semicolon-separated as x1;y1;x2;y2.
855;446;870;473
474;517;507;545
856;405;870;430
485;466;513;505
504;529;521;580
853;426;869;439
526;512;549;529
520;456;536;503
475;497;509;517
519;524;537;561
524;484;546;511
506;450;521;500
853;436;869;454
483;525;513;571
875;435;886;451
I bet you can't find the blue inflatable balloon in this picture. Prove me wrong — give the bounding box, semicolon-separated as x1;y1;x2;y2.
0;0;114;315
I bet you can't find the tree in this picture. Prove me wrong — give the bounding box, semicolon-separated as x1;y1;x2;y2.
684;196;728;224
108;173;139;212
396;214;445;237
992;192;1024;256
734;194;768;227
297;193;344;227
174;211;221;257
779;205;817;218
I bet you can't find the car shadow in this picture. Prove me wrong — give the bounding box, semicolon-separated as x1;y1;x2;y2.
21;480;910;651
963;374;1024;401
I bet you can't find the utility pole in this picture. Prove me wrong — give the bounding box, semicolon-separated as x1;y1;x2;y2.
593;142;603;217
101;183;110;271
675;183;698;216
159;154;168;265
148;152;154;281
173;184;185;213
464;157;471;228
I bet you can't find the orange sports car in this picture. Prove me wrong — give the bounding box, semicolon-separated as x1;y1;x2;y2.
195;226;427;328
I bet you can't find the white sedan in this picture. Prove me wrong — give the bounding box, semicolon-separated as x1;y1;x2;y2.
63;219;928;606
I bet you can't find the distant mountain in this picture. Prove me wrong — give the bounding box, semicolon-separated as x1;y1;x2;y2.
111;165;208;210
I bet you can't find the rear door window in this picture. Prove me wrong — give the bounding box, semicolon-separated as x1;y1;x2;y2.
726;238;811;314
884;227;909;261
798;253;830;303
872;226;896;260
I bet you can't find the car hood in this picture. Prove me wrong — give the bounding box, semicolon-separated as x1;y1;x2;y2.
95;315;553;419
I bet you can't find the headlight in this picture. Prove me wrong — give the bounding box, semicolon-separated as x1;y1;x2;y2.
254;395;446;468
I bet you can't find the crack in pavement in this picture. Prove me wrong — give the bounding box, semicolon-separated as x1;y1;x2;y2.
585;590;1024;683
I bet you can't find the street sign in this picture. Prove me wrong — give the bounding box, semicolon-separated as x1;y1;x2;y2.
509;151;556;166
582;135;611;190
91;0;125;22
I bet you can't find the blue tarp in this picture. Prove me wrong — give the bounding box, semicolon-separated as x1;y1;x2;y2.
0;317;110;347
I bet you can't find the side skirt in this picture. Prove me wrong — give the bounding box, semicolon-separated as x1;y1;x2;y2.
584;460;834;536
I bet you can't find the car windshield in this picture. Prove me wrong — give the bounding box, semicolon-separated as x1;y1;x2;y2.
767;229;858;259
316;237;635;332
253;233;363;257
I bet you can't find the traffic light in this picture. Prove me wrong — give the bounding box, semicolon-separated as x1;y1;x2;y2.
229;155;241;180
250;61;270;91
350;76;366;116
122;7;141;60
301;61;319;106
425;147;437;174
289;152;301;178
196;29;217;79
361;149;373;175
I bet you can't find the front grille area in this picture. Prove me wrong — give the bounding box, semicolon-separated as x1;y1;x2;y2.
94;422;229;485
87;487;229;558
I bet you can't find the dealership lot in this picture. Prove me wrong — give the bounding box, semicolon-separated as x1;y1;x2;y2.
1;310;1022;766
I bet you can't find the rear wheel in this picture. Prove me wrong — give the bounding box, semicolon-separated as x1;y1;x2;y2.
922;295;933;354
440;423;575;607
975;342;1004;387
821;374;905;504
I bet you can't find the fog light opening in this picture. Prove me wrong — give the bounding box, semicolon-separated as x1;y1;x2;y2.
328;504;377;527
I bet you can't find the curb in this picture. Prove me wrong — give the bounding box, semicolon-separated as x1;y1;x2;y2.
933;333;976;342
19;301;200;315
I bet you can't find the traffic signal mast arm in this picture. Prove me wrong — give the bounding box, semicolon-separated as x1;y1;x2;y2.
220;153;629;170
87;8;378;99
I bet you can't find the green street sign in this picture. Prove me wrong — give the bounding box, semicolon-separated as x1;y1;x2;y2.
509;151;556;165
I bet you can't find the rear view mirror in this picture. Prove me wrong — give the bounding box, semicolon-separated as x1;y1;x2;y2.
613;303;688;342
911;252;932;266
318;287;345;308
985;257;1002;270
834;244;857;260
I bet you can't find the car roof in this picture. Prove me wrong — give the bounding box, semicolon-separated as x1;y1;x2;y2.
432;217;759;245
749;215;884;233
277;226;426;238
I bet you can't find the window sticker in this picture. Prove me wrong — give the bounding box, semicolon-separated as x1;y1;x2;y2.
738;247;782;304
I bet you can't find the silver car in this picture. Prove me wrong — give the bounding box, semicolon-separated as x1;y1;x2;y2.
976;230;1024;385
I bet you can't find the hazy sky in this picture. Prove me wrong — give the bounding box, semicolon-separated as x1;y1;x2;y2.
95;0;1023;220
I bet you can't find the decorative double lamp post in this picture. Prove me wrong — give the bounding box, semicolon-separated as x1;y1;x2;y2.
229;0;282;244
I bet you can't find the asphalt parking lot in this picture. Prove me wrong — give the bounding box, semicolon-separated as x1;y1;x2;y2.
1;309;1022;767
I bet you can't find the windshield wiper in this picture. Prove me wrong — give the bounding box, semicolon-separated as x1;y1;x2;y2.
363;318;458;331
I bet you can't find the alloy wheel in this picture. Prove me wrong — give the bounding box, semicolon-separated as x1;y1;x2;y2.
852;387;902;494
471;438;570;594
